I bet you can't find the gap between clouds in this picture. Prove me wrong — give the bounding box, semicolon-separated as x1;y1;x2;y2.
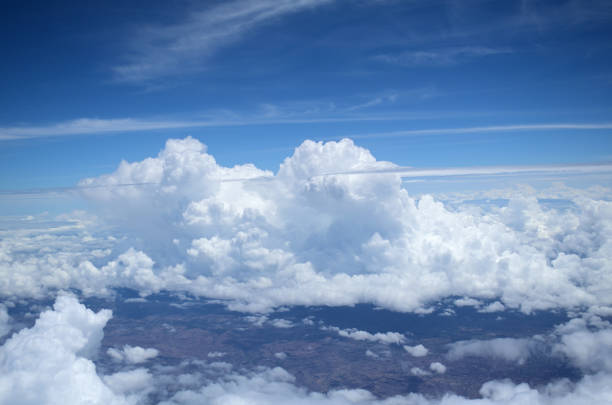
2;295;612;404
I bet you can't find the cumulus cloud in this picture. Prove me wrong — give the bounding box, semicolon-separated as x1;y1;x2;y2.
365;350;379;359
245;315;269;327
410;367;431;377
479;301;505;313
270;318;294;328
554;317;612;373
322;326;406;345
447;337;536;365
454;297;482;307
107;345;159;364
429;362;446;374
2;137;612;317
103;368;153;399
403;344;428;357
0;294;130;405
155;358;612;405
74;137;612;314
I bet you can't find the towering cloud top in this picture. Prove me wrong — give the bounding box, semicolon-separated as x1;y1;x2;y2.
1;137;611;315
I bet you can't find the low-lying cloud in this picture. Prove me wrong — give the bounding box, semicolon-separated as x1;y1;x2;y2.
2;296;612;405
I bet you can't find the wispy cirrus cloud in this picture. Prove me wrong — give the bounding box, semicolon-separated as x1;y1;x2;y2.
313;162;612;179
346;123;612;140
113;0;333;83
373;46;512;67
0;118;202;140
2;115;612;141
1;161;610;198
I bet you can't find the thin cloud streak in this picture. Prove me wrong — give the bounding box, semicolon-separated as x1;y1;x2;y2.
2;118;612;141
0;117;384;140
373;46;512;67
0;178;275;198
347;123;612;139
1;163;609;198
315;163;612;179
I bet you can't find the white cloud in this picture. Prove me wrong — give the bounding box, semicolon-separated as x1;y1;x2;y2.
323;326;406;345
2;137;612;319
349;122;612;140
447;337;536;365
410;367;431;376
0;294;130;405
153;366;612;404
270;318;294;328
429;362;446;374
107;345;159;364
479;301;505;313
245;315;269;327
453;297;482;307
2;117;611;142
365;350;379;359
403;344;428;357
275;352;287;360
554;318;612;373
103;368;153;397
374;46;511;67
113;0;333;83
302;317;315;325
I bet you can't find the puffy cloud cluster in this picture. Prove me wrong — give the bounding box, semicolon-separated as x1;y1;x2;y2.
444;314;612;374
107;345;159;364
447;337;537;365
158;360;612;405
156;318;612;405
553;316;612;373
0;213;113;299
0;294;131;405
2;137;612;316
429;362;446;374
403;344;428;357
321;326;406;345
74;137;612;313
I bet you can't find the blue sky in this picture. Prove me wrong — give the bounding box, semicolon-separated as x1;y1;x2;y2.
1;0;612;199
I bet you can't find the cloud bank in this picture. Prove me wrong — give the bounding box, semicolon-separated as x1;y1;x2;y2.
1;137;611;316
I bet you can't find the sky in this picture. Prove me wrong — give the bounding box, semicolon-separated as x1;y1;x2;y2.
1;0;612;202
2;2;612;404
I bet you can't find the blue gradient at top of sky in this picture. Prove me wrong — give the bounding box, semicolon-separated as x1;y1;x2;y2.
1;0;612;193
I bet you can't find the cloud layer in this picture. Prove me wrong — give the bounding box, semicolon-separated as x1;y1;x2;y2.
2;137;612;316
